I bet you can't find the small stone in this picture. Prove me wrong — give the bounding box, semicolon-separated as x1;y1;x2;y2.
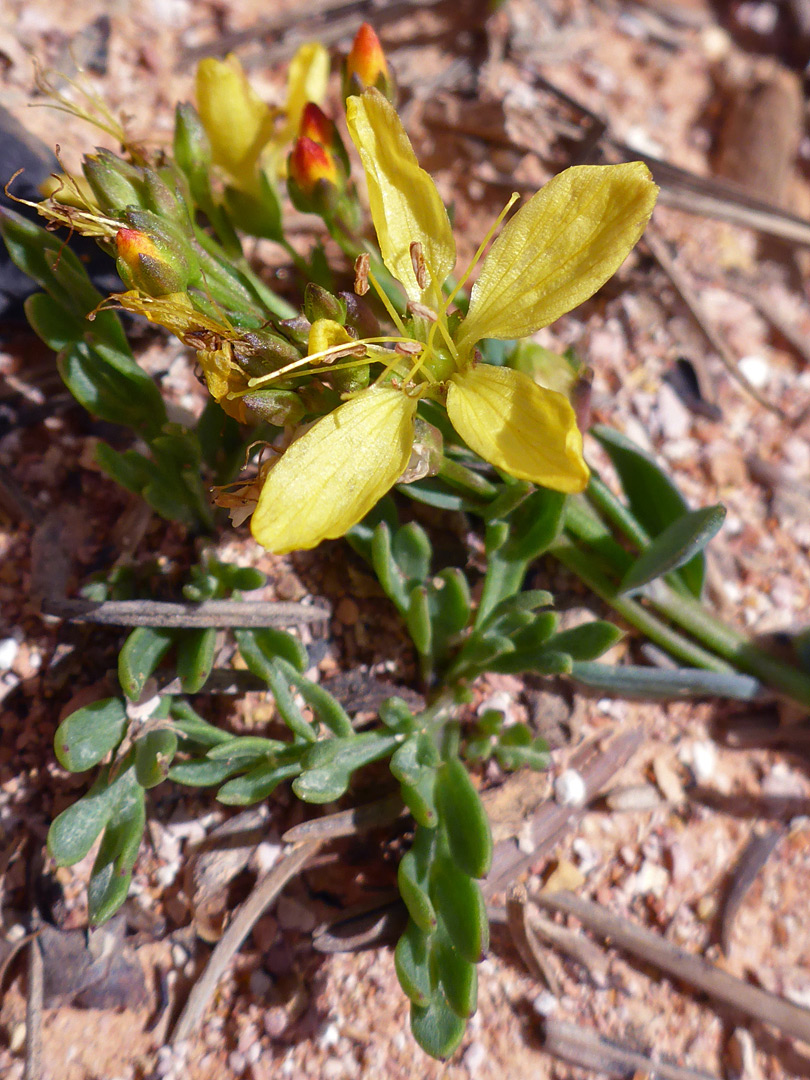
554;769;587;807
738;354;770;389
531;990;558;1017
543;858;586;893
605;784;663;812
9;1022;26;1054
276;895;316;932
0;638;20;672
249;969;272;997
681;740;717;783
657;383;691;440
653;756;686;804
462;1040;486;1073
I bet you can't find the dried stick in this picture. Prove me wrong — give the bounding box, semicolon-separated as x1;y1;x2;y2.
42;598;329;628
170;839;322;1045
536;890;810;1044
541;1018;721;1080
23;937;44;1080
719;826;785;954
282;793;405;843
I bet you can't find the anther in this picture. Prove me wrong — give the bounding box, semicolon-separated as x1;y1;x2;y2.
354;253;370;295
395;340;422;355
407;300;438;322
410;242;428;289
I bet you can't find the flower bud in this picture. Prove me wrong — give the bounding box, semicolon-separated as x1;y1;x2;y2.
123;208;198;285
239;388;306;427
287;137;342;216
338;291;380;340
174;102;213;181
304;283;346;325
115;228;191;296
141;167;191;227
232;328;302;377
278;314;312;349
343;23;394;101
82;149;145;213
298;103;350;174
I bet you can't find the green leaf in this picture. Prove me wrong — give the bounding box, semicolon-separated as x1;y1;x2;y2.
500;489;566;562
170;700;233;747
371;522;408;612
394;919;433;1006
541;620;623;661
435;759;492;879
47;760;135;866
429;849;488;962
410;990;466;1059
265;662;317;743
428;569;471;646
207;736;288;762
392;522;432;586
398;826;438;933
406;585;432;658
274;658;353;737
486;649;573;676
176;628;217;693
118;627;175;701
134;728;178;788
619;505;726;595
168;758;244;786
87;779;145;924
593;424;707;596
24;292;90;352
58;340;166;438
54;698;128;772
392;735;439;827
293;732;399;804
217;760;302;805
494;725;549;772
571;661;762;700
234;627;308;680
509;611;559;652
434;924;478;1018
378;697;418;733
481;590;553;631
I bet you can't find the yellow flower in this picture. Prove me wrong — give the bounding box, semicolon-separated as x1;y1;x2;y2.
195;43;329;191
251;89;658;554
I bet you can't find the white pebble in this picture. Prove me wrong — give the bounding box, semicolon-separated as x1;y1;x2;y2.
554;769;587;807
531;990;558;1017
0;638;20;672
738;354;770;389
462;1041;487;1073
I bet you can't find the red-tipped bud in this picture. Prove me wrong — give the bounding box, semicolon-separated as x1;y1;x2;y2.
344;24;392;99
299;102;350;174
115;227;190;296
287;136;345;217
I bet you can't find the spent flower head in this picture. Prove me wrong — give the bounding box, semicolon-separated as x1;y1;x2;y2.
248;89;657;554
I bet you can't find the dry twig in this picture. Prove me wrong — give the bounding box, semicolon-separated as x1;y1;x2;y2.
42;598;329;628
536;890;810;1043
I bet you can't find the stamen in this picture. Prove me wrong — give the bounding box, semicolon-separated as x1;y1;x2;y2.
367;268;408;337
407;301;438;323
247;335;412;389
410;242;428;290
442;192;520;315
395;340;422;355
354;253;370;295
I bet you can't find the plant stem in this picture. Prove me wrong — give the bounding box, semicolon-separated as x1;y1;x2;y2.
437;457;499;501
550;538;735;674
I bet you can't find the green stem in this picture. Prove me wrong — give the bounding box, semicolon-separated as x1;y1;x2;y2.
436;457;499;501
648;582;810;708
586;474;650;550
550;538;735;674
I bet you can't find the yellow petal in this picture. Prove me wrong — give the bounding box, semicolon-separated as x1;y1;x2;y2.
346;89;455;304
251;388;417;553
196;55;276;188
446;365;589;493
455;163;658;353
281;43;330;140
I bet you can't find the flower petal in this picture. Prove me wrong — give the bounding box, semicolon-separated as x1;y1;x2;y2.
196;55;276;189
455;163;657;353
446;366;589;493
279;43;330;144
346;89;455;304
251;388;417;553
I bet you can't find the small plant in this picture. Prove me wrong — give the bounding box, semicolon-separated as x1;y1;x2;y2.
4;23;810;1059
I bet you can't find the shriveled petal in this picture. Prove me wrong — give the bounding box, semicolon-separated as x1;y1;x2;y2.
196;55;276;188
251;388;417;553
446;366;589;493
346;89;455;304
455;163;657;353
279;43;330;143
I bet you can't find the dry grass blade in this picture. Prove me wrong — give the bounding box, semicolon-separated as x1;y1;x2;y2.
506;885;561;994
23;935;43;1080
718;825;785;955
282;793;405;843
536;890;810;1043
170;838;322;1045
41;598;330;628
541;1018;721;1080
